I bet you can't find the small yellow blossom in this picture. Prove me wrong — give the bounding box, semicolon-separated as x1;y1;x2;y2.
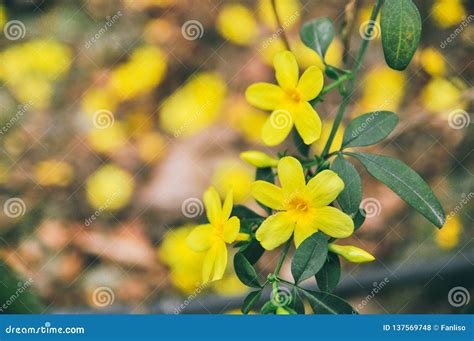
240;151;279;168
421;77;466;114
137;132;167;163
217;4;258;46
419;48;446;77
212;160;253;203
312;120;345;155
258;0;301;31
87;122;128;154
226;99;267;143
435;216;462;250
187;187;241;282
293;38;343;70
328;244;375;263
246;51;323;146
34;160;73;186
86;164;134;211
253;156;354;250
431;0;466;28
81;88;117;117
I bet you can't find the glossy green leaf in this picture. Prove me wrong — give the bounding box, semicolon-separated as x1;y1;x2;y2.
331;155;362;214
353;208;366;231
316;253;341;292
342;111;399;148
381;0;421;70
241;238;265;265
300;17;335;59
292;128;310;156
231;205;264;222
289;287;306;314
301;289;356;314
242;290;262;314
291;232;328;283
234;253;261;288
347;152;445;227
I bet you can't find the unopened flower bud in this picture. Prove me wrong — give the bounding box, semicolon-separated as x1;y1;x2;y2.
328;244;375;263
240;151;279;168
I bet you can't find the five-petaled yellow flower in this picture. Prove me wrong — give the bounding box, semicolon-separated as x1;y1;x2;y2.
187;187;241;282
246;50;323;146
252;156;354;250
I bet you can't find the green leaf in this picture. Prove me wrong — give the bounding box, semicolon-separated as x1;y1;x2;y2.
289;286;306;314
347;152;446;227
242;290;262;314
301;289;356;314
231;205;264;222
380;0;421;71
353;208;366;231
292;128;310;156
241;238;265;265
331;155;362;214
316;253;341;292
342;111;399;148
234;253;261;288
291;232;328;283
300;17;335;59
260;301;277;314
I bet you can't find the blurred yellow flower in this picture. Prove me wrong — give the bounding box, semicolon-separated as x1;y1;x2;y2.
246;51;323;145
226;99;267;144
160;72;227;137
435;216;462;250
259;36;287;65
212;272;247;296
354;65;406;116
137;132;167;163
431;0;466;28
0;6;5;29
421;77;466;114
34;160;73;187
107;45;167;101
312;121;345;155
258;0;301;31
87;122;128;154
419;48;446;77
187;187;241;282
158;225;205;294
81;88;117;117
328;244;375;263
358;4;381;40
212;159;254;203
86;164;134;211
292;38;343;70
125;111;154;137
217;4;258;46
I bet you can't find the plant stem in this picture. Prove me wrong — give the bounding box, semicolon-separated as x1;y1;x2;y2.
271;0;291;50
320;72;353;96
274;238;292;275
321;0;383;158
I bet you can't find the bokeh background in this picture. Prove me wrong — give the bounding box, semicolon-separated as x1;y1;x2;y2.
0;0;472;314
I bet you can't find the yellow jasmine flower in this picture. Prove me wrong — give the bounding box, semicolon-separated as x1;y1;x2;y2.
34;160;73;187
312;120;345;155
421;77;467;114
212;159;254;203
240;151;279;168
246;51;323;146
87;122;128;155
226;98;267;144
137;132;167;163
292;38;343;70
258;0;301;31
328;244;375;263
431;0;466;28
253;156;354;250
419;48;446;77
187;187;241;282
435;216;462;250
217;4;258;46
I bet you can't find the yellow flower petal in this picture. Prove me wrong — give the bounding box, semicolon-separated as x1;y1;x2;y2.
293;102;321;145
222;190;233;222
204;186;222;224
246;83;286;111
313;206;354;238
294;214;319;248
296;66;324;101
202;241;228;282
307;170;344;207
261;110;294;146
187;224;214;252
223;216;240;243
273;50;299;91
256;212;295;250
278;156;306;194
251;180;284;210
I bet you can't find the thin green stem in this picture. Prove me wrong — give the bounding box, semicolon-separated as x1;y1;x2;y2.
320;71;352;96
274;238;292;275
321;0;383;158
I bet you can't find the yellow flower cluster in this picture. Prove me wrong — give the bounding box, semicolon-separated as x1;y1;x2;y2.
0;40;71;108
34;160;74;187
160;72;227;137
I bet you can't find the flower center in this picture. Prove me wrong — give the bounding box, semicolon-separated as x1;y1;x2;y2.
286;88;301;102
288;197;309;213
